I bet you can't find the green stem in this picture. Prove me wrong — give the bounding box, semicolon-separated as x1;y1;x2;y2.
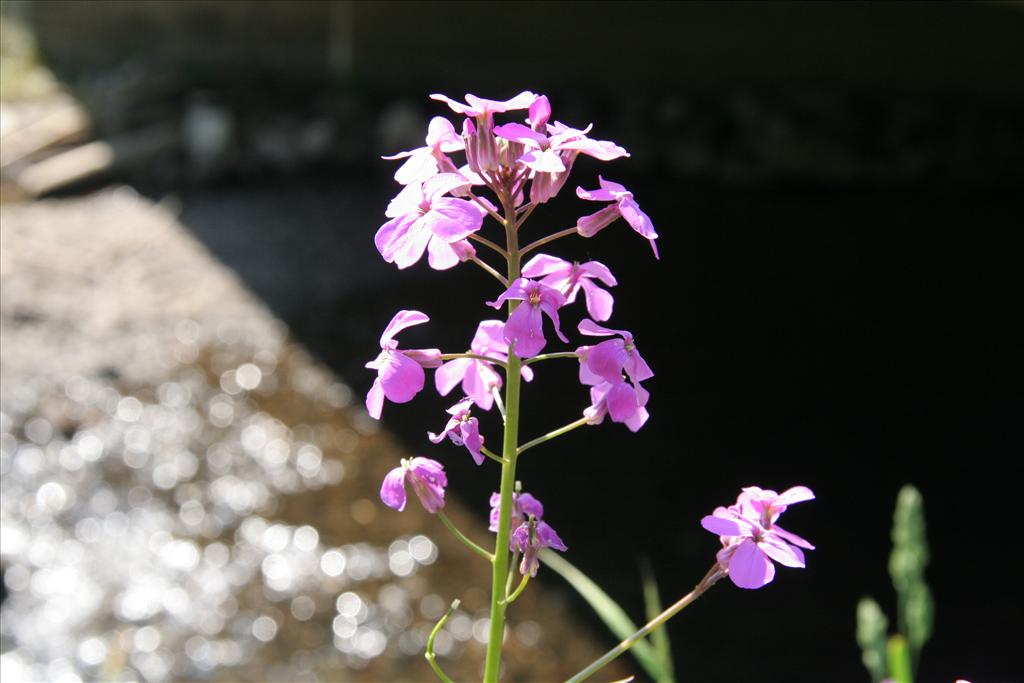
468;192;506;224
471;255;509;286
565;566;724;683
520;227;577;256
523;351;579;366
515;202;537;229
425;598;460;683
480;446;508;465
482;188;525;683
439;352;509;368
518;416;590;455
437;511;494;562
505;550;521;594
469;232;509;259
502;574;530;605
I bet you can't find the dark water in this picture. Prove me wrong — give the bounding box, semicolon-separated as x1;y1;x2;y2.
175;173;1024;682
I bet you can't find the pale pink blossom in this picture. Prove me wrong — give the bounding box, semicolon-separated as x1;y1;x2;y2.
702;486;815;589
375;173;483;270
381;116;464;185
428;398;486;465
487;278;568;358
380;457;447;513
577;176;659;258
434;320;533;410
365;311;441;419
521;254;618;321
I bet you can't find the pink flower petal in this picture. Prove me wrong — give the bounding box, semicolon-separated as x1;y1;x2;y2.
760;535;806;568
580;279;614;321
393;152;438;185
426;235;462;270
379;310;430;347
389;219;433;269
728;539;775;589
773;524;816;550
520;148;566;173
522;253;570;279
379;352;426;403
576;204;621;237
776;486;815;506
504;302;546;358
493;122;548;147
365;379;385;419
380;467;408;511
435;358;472;396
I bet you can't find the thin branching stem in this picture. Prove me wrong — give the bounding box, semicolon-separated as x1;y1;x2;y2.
469;233;509;259
520;227;578;256
437;511;495;563
505;550;521;595
425;599;460;683
502;574;530;605
518;416;590;455
523;351;579;366
480;446;508;466
515;202;537;230
439;352;508;369
471;256;509;287
468;192;505;224
492;387;506;423
565;566;724;683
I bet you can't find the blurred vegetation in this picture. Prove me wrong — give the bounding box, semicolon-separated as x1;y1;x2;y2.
857;485;934;683
0;5;57;101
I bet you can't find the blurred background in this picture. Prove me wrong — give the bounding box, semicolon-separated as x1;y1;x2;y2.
1;1;1022;682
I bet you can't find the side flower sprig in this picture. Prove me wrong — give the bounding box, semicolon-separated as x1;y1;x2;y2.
702;485;816;589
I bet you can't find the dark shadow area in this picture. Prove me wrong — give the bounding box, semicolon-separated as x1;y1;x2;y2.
10;1;1024;681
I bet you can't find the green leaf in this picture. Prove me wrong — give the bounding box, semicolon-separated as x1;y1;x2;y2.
641;560;675;683
856;596;890;683
541;550;666;681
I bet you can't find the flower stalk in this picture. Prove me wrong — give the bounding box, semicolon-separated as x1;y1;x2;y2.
565;565;724;683
437;511;494;563
518;416;590;455
482;188;524;682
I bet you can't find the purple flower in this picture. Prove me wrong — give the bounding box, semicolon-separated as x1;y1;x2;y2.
487;278;568;358
584;380;650;432
434;320;534;411
488;491;545;532
577;319;654;385
738;486;816;529
512;520;567;577
382;116;464;185
576;176;659;258
375;173;484;270
365;310;441;419
493;120;628;204
428;398;486;465
430;91;538;121
380;457;448;513
431;92;537;174
701;486;815;589
521;254;618;322
494;120;626;172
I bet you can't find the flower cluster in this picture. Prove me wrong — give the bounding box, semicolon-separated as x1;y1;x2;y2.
365;89;816;681
368;91;662;586
487;491;566;577
702;486;816;589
